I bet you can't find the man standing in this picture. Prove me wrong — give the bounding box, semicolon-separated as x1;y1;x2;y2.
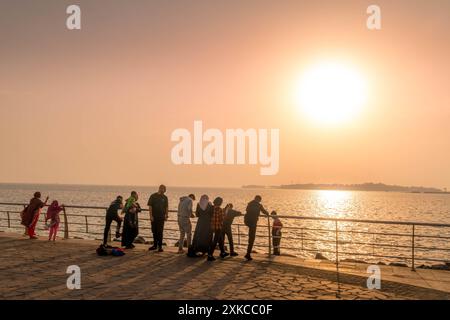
222;203;242;257
148;185;169;252
244;195;269;261
177;194;195;254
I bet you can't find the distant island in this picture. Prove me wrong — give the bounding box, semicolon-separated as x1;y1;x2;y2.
242;183;450;194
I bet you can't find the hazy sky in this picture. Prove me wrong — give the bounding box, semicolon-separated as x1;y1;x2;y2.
0;0;449;188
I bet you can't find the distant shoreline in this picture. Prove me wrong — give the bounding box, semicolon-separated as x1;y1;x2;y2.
242;183;450;194
0;182;448;195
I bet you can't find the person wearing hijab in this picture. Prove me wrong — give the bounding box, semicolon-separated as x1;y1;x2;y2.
45;200;64;241
21;192;49;239
207;197;229;261
121;191;141;249
188;195;213;257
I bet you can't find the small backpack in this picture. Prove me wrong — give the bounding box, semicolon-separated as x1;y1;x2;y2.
111;248;125;256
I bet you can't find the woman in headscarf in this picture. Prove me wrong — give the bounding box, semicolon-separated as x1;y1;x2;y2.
188;195;213;257
21;192;49;239
121;191;141;249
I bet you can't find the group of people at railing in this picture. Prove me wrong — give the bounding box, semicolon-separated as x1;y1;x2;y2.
20;192;64;241
19;185;283;261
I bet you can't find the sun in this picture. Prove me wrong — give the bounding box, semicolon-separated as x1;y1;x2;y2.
295;61;368;126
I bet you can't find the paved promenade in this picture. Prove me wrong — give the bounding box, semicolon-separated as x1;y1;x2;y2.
0;232;449;300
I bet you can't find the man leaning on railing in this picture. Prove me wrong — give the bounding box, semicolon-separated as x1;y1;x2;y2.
244;195;270;261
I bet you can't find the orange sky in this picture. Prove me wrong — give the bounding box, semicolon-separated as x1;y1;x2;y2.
0;0;449;188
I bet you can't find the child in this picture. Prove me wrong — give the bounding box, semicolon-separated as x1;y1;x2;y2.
45;201;64;241
271;211;283;255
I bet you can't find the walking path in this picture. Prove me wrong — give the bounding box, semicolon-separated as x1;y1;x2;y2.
0;232;449;300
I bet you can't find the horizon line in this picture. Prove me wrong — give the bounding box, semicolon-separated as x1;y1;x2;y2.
0;181;448;191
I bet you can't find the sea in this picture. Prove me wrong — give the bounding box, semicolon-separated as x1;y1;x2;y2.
1;183;450;265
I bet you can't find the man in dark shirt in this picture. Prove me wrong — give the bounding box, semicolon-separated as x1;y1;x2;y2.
222;203;242;256
244;195;269;261
103;196;123;246
148;185;169;252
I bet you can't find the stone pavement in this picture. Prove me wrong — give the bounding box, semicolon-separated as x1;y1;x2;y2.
0;232;449;300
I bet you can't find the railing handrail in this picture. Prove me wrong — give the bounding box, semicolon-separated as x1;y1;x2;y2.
1;202;450;228
2;201;450;271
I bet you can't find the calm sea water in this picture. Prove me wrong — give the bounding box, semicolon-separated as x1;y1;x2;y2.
1;184;450;265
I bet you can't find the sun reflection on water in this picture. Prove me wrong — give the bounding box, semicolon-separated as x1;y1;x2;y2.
315;190;353;217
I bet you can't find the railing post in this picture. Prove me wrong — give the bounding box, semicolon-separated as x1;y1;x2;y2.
267;215;272;257
411;224;416;271
237;224;240;245
335;220;339;265
63;207;69;239
23;205;27;235
6;211;10;229
301;227;304;251
335;220;341;298
372;233;375;256
85;216;88;233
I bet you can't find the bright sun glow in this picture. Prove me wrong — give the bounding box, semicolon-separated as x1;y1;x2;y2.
295;62;368;125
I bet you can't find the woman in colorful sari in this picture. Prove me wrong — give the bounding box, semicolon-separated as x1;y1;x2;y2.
21;192;49;239
121;191;141;249
188;195;213;257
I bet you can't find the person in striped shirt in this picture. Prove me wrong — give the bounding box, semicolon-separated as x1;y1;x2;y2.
207;197;229;261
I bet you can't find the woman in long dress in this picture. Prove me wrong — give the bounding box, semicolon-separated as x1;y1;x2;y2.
188;195;213;257
21;192;48;239
121;192;141;249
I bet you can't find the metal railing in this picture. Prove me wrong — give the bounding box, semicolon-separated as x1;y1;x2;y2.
1;202;450;271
